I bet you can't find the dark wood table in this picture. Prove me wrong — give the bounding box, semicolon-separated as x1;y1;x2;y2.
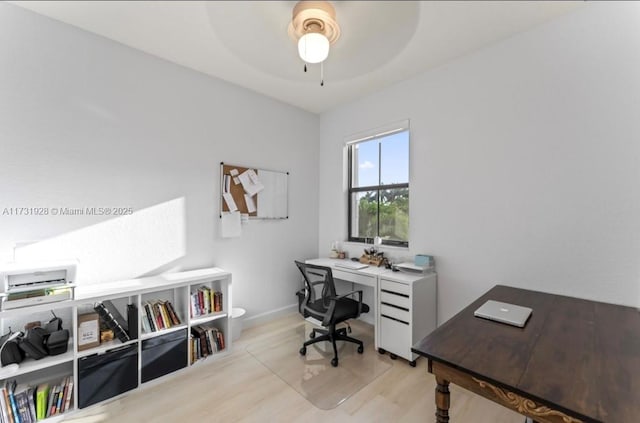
412;285;640;423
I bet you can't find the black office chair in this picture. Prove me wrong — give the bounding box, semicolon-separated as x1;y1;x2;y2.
295;260;370;367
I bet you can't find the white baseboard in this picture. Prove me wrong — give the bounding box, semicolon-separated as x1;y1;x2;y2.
243;303;298;329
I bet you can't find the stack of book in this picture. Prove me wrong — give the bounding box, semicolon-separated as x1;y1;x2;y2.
94;300;131;343
190;286;223;318
141;300;181;333
0;376;73;422
189;324;225;363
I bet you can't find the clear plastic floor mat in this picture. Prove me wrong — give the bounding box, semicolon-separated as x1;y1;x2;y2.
246;319;391;410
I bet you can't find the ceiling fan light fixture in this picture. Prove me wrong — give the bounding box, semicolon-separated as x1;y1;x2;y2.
288;1;340;85
298;32;330;64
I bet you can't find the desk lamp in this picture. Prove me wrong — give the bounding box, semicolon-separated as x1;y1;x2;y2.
0;331;21;377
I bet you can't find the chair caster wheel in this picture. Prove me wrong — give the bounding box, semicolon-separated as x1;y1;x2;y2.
299;347;306;356
390;353;397;360
410;360;417;367
331;358;338;367
309;331;315;339
378;348;386;355
357;345;364;354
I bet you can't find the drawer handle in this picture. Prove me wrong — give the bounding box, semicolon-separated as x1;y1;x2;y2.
381;314;409;325
380;289;409;298
380;301;409;312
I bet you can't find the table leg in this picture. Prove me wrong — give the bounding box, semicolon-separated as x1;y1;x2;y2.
435;376;450;423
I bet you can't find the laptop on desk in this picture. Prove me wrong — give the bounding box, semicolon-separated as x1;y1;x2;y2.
474;300;532;327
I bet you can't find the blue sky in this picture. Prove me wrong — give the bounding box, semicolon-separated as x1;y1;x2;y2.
355;131;409;187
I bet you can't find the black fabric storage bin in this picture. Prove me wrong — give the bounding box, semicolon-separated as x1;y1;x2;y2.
77;344;138;409
141;328;187;383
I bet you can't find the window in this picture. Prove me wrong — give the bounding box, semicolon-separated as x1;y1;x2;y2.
348;126;409;247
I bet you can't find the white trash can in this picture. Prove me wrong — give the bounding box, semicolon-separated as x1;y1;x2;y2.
231;307;246;341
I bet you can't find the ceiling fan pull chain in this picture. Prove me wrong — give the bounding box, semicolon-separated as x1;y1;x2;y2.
320;62;324;86
304;63;307;72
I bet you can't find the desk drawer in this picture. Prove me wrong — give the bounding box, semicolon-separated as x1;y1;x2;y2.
332;269;375;287
380;279;410;296
379;314;411;361
380;291;411;310
380;304;410;323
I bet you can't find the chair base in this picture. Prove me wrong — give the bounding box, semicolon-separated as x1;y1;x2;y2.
299;324;364;367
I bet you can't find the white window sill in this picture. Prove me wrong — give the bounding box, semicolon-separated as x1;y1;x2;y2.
342;241;410;252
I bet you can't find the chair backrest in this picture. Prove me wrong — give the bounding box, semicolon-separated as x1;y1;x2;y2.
295;261;337;322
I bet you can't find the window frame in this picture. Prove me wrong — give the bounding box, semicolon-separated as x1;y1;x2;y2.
347;128;409;247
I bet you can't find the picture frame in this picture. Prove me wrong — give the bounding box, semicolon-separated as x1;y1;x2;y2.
77;312;100;351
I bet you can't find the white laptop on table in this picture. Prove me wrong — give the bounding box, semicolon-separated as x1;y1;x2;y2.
474;300;532;327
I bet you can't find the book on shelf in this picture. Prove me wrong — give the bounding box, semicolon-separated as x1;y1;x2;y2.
63;377;73;414
190;288;203;317
201;287;211;314
158;302;171;328
196;290;203;315
214;290;222;312
26;388;36;423
2;386;12;423
189;336;196;364
6;380;19;423
194;337;200;362
208;328;216;353
0;387;8;423
152;302;164;330
36;383;50;421
206;328;214;353
189;293;198;318
20;390;33;423
94;301;130;343
55;386;63;416
189;295;198;319
47;384;59;417
58;378;68;416
15;390;27;423
198;291;204;314
165;301;180;326
143;302;156;332
216;327;225;351
140;306;151;333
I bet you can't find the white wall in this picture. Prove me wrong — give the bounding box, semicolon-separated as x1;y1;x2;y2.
0;3;319;320
319;2;640;323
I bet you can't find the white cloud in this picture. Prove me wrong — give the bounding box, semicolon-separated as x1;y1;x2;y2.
360;161;374;169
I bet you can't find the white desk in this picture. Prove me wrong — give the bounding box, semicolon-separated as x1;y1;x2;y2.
305;258;437;365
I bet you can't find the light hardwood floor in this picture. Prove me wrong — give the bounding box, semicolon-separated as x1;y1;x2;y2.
67;313;525;422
